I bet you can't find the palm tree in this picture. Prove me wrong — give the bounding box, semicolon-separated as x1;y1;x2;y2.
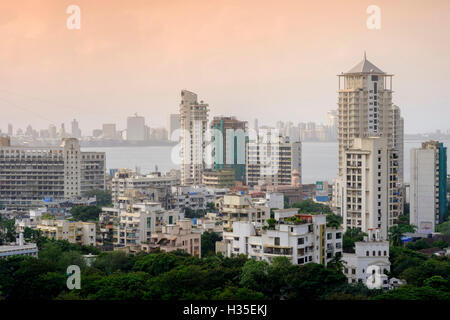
388;225;404;247
327;252;346;273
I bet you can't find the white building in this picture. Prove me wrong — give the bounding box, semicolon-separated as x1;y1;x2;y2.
110;169;179;204
217;213;343;266
0;233;39;260
333;54;404;217
0;138;105;212
169;185;229;211
115;202;184;246
410;141;448;234
246;134;301;186
342;229;390;289
253;192;284;210
341;137;402;239
179;90;209;185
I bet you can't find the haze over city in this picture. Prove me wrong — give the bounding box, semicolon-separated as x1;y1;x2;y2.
1;0;450;134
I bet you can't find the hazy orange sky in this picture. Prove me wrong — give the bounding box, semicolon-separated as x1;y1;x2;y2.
1;0;450;134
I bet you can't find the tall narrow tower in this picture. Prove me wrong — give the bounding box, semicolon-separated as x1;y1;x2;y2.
333;54;404;232
179;90;209;185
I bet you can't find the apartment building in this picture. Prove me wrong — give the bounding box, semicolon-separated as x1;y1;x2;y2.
179;90;209;185
114;202;184;246
342;229;390;289
202;169;236;188
210;116;248;182
169;185;229;211
144;219;201;257
246;134;302;186
333;54;404;216
110;168;178;205
36;219;96;246
0;138;105;211
216;213;342;266
410;141;448;233
216;192;270;231
341;137;402;239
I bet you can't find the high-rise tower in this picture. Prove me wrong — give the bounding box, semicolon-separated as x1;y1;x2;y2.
179;90;209;185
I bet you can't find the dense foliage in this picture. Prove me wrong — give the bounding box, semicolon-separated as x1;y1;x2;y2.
82;189;112;207
1;238;450;300
70;205;102;222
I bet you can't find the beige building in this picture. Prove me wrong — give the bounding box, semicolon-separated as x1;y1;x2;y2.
179;90;209;185
202;169;235;188
144;219;201;257
216;193;270;231
37;219;96;246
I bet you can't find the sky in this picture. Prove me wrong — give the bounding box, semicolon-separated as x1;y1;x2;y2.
1;0;449;134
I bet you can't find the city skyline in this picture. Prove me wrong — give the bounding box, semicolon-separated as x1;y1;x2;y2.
1;0;450;134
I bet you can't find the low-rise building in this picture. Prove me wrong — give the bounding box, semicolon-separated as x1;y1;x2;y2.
114;202;184;246
216;213;343;266
169;185;229;211
202;169;236;189
0;233;38;260
341;228;390;288
36;219;96;246
143;219;201;257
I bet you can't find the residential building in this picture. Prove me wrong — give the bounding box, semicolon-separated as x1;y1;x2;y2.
410;141;448;233
169;185;229;211
0;138;105;211
333;54;404;217
342;228;390;289
216;213;343;266
114;201;183;246
36;219;96;246
216;192;270;231
246;134;302;186
341;137;402;239
202;169;236;188
144;219;201;257
179;90;209;185
110;168;178;206
210;116;248;182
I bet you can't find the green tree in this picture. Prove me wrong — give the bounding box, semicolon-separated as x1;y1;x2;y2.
93;251;132;275
201;231;222;257
266;218;276;230
389;225;404;247
70;205;101;222
83;189;112;206
342;228;367;253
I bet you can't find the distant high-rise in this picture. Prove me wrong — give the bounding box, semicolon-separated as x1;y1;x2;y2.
102;124;117;139
71;119;82;138
127;114;146;141
326;110;338;140
7;124;13;136
410;141;447;234
168;114;181;140
58;123;66;138
210;116;248;182
48;124;57;139
333;54;404;220
179;90;209;185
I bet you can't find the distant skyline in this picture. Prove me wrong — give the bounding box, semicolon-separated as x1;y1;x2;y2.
1;0;450;134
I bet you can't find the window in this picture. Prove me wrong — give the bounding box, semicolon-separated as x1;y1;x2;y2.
274;237;280;246
297;237;304;245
